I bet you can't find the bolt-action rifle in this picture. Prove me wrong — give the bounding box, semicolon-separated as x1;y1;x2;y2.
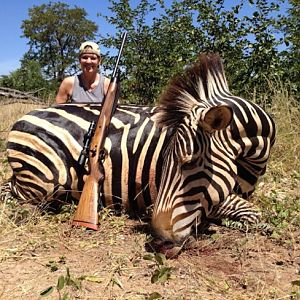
72;32;127;230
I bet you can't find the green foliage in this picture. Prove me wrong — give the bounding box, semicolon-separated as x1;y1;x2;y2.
224;0;285;96
100;0;298;104
21;2;98;82
40;286;54;297
260;188;300;232
100;0;202;104
45;256;66;272
99;0;164;104
0;59;54;98
221;218;274;235
3;0;299;103
40;267;81;299
279;0;300;95
0;139;6;152
146;292;163;300
143;253;173;284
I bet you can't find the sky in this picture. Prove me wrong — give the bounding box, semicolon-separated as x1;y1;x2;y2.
0;0;124;75
0;0;290;76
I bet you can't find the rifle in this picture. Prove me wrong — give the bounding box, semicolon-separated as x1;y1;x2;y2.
77;121;96;168
72;32;127;230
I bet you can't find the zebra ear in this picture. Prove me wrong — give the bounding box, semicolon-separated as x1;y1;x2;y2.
202;105;233;132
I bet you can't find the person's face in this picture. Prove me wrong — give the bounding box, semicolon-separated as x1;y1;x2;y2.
79;54;100;73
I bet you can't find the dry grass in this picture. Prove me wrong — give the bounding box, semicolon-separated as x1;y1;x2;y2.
0;89;299;300
0;101;45;135
266;82;300;174
252;83;300;237
0;102;45;183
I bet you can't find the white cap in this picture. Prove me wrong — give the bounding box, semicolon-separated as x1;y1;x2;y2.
79;41;100;57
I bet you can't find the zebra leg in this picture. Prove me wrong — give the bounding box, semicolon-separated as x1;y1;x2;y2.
208;194;261;224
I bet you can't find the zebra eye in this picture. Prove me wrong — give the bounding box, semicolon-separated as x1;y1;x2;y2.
180;155;198;170
181;161;195;171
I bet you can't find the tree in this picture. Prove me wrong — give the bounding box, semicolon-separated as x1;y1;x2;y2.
21;2;98;82
100;0;198;104
99;0;160;104
100;0;289;104
0;59;50;96
280;0;300;95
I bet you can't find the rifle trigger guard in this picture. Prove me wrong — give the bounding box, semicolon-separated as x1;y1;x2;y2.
99;149;107;162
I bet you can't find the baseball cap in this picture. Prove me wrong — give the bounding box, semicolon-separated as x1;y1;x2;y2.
79;41;100;57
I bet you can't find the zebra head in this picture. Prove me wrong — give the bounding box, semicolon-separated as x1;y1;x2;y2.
151;54;237;242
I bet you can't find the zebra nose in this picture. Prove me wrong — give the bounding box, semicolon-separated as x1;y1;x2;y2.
151;210;174;240
152;206;197;243
151;211;189;243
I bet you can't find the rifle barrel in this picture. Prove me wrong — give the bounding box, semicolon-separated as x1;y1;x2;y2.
112;32;127;78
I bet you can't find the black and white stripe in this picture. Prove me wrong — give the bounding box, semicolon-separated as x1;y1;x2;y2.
6;53;275;242
7;104;168;215
151;54;275;241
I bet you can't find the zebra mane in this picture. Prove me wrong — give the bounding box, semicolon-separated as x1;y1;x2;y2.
155;53;229;128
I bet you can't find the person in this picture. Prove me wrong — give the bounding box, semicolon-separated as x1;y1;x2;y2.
56;41;110;103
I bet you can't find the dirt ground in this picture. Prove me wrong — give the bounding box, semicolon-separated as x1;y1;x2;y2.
0;201;299;300
0;102;299;300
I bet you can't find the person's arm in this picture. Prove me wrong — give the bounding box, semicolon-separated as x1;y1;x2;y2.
103;77;110;96
56;76;74;104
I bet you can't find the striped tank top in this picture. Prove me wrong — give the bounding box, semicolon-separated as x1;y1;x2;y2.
71;74;106;103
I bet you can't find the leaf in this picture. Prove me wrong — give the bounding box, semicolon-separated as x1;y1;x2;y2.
57;275;65;291
40;286;54;297
292;280;300;287
154;253;166;265
147;292;162;299
46;260;58;272
65;267;71;285
58;256;66;264
143;254;154;261
80;275;103;283
151;267;172;284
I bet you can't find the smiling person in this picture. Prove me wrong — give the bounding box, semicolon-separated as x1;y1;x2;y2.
56;41;110;104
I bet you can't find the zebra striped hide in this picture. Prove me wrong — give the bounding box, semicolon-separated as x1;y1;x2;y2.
6;53;276;242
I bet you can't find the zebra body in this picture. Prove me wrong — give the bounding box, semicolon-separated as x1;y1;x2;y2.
7;104;169;215
6;54;275;242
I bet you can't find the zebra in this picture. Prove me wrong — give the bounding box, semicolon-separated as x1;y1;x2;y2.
151;53;275;241
6;53;275;243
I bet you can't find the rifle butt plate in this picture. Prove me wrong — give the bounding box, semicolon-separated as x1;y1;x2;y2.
72;220;99;231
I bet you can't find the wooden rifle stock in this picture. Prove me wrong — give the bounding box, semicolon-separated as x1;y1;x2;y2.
72;32;127;230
